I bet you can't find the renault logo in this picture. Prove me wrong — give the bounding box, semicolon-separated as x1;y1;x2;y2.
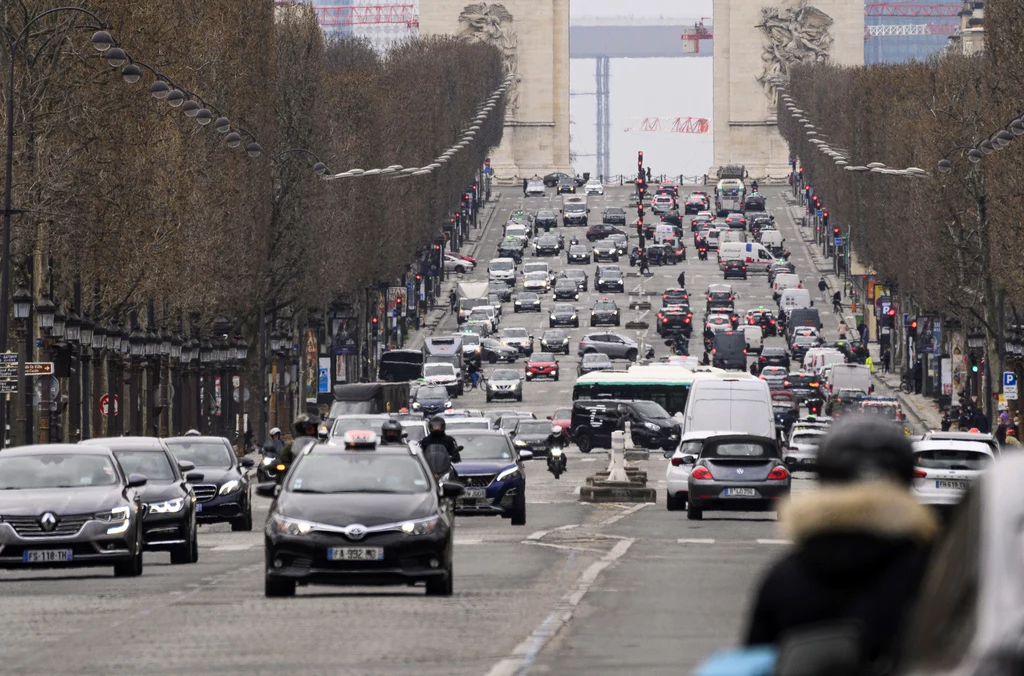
344;524;367;541
39;512;57;532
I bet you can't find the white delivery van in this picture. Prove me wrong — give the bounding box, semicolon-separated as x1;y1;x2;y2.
682;376;775;438
720;229;747;245
718;242;746;269
655;223;676;244
772;273;801;301
705;228;722;251
741;324;763;353
802;348;845;374
456;281;490;323
760;230;784;250
488;257;517;285
719;242;776;272
779;288;812;314
828;363;872;394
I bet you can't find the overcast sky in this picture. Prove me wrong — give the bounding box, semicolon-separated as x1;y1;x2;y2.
570;0;714;21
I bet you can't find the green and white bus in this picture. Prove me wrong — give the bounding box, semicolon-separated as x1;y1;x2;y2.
572;365;753;415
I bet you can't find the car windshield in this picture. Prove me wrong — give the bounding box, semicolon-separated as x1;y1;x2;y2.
553;305;574;314
603;270;622;278
113;450;175;482
450;434;514;461
523;263;547;274
862;404;899;420
417;386;448;400
469;309;489;319
165;441;235;469
462;334;480;346
595;302;616;311
569;246;587;255
491;260;514;271
554;408;571;418
491;369;519;380
538;211;556;219
703;442;774;458
0;453;119;489
504;328;528;338
332;417;387;437
525;272;547;281
531;353;555;362
915;450;992;471
606;208;624;215
763;368;787;376
288;454;430;494
517;421;552;436
564;270;585;279
630;401;671;418
565;204;585;213
424;364;454;377
583;353;611;363
555;280;577;290
518;293;539;301
791;433;824;446
539;237;558;245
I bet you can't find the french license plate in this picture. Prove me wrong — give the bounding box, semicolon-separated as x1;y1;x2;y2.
724;487;756;497
936;480;969;490
464;489;486;499
196;503;202;512
23;549;72;563
327;547;384;561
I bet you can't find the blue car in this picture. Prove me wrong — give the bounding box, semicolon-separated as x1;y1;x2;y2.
412;385;451;417
449;430;531;526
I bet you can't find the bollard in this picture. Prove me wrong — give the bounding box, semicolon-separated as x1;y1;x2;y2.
607;428;630;482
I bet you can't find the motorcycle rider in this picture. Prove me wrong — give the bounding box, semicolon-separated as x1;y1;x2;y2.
422;416;462;480
262;427;285;456
744;416;938;673
276;414;320;471
570;235;579;246
379;419;406;445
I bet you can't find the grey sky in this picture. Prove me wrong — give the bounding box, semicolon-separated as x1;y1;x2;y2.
570;0;714;21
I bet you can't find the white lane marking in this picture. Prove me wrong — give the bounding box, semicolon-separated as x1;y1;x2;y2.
677;538;715;544
484;538;634;676
599;503;647;526
210;544;253;552
455;538;483;545
756;538;792;545
525;523;579;541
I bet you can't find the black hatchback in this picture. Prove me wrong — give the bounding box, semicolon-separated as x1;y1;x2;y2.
758;346;791;371
164;436;255;531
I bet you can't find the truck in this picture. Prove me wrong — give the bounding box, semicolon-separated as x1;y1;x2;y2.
715;165;747;216
456;281;490;324
328;383;411;418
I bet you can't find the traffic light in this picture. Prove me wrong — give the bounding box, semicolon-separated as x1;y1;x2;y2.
822;211;829;227
415;274;422;282
832;227;840;237
371;316;379;330
970;356;979;373
637;204;644;219
908;319;918;339
637;151;644;170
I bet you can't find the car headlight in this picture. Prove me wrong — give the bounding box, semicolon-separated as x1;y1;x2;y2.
96;505;133;535
514;439;527;447
219;479;243;496
550;314;556;320
613;310;619;315
270;514;315;536
644;422;659;431
445;401;452;408
261;456;274;466
400;516;440;536
570;314;577;319
497;466;520;482
148;497;185;514
412;402;421;410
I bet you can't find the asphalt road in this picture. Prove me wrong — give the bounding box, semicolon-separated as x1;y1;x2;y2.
0;185;833;676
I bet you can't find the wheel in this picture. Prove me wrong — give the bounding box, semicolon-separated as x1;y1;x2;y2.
516;394;523;402
626;348;638;362
526;375;532;381
486;393;493;403
170;523;199;564
232;502;253;532
554;372;559;381
666;492;685;511
265;574;296;597
687;502;703;520
576;430;593;454
510;493;527;526
426;565;454;596
615;320;621;327
114;535;144;577
458;382;465;396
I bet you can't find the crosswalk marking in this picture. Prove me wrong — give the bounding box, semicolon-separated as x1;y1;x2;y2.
756;539;792;545
455;538;483;545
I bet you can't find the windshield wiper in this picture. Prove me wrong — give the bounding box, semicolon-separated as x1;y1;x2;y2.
290;488;327;494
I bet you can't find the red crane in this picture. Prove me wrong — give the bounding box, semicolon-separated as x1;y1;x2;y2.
274;2;419;27
680;18;713;54
864;3;960;17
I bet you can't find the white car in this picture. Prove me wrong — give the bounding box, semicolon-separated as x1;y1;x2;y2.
488;258;517;285
466;308;496;334
443;254;474;274
526;179;546;196
911;440;993;508
665;431;734;511
584;179;604;195
522;271;549;293
783;428;828;470
499;327;533;356
422;362;461;396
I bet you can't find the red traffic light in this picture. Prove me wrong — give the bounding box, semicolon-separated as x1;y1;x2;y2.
415;275;422;281
371;317;379;325
395;296;402;304
887;308;896;317
433;245;440;251
910;320;918;329
833;228;840;235
823;211;829;218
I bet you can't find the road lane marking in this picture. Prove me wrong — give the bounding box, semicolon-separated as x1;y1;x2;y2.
210;544;253;551
599;503;647;526
756;538;792;545
677;538;715;544
454;538;482;545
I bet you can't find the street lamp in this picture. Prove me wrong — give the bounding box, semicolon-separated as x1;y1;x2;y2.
12;284;30;319
36;295;55;330
52;311;66;340
129;328;146;358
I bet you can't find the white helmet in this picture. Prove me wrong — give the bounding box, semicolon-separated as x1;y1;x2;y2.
269;427;282;437
184;429;201;436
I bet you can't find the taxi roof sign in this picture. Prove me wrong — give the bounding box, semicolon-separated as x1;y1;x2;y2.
343;430;379;449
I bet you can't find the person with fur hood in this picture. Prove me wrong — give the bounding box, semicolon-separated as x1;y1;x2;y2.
744;416;939;673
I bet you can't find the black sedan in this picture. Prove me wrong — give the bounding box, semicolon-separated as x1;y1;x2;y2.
535;210;558;231
657;308;693;337
260;438;462;597
540;328;572;354
553;278;580;301
82;437;198;565
488;282;513;303
685;435;791;520
497;239;525;263
567;245;591;264
543;172;585;188
534;234;561;256
595;270;625;293
723;260;748;280
165;436;255;531
480;337;519;363
586;224;625;241
548;305;579;329
603;207;627;225
593;240;619;262
512;292;542;313
590;299;621;327
560;269;589;292
0;444;147;576
555;177;576;194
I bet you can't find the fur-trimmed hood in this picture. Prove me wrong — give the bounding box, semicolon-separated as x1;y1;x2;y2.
780;481;939;545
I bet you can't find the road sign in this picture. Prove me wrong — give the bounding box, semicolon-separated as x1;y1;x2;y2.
834;237;843;247
816;208;823;218
25;362;53;376
1004;372;1018;400
0;381;16;394
99;393;119;416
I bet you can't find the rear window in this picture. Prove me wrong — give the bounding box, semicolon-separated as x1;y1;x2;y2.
702;441;776;458
787;375;819;387
915;450;992;471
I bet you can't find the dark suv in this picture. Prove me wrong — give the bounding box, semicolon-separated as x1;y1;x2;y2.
712;331;747;370
784;372;822;403
164;436;255;531
535;210;558;232
757;346;791;371
570;399;681;453
657;308;693;337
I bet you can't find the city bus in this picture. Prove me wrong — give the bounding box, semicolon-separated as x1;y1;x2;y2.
715;179;746;216
572;365;749;415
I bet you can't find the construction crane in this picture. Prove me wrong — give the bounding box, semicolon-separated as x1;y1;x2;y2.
864;3;960;17
680;18;713;54
864;22;958;39
624;117;710;134
274;2;419;27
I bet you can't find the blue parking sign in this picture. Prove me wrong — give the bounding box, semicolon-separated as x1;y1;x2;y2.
1004;372;1017;387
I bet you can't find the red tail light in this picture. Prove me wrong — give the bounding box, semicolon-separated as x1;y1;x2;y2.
768;466;789;481
670;457;684;467
770;320;776;324
691;467;713;480
783;381;791;387
662;318;669;323
913;469;927;479
759;356;766;361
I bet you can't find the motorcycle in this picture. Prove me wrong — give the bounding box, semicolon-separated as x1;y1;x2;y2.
257;441;281;483
697;246;708;261
547;427;567;479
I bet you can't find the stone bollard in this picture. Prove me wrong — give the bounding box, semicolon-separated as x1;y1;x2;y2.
579;422;656;504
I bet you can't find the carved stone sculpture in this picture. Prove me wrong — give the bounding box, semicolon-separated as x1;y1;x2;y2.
458;3;520;115
755;1;834;105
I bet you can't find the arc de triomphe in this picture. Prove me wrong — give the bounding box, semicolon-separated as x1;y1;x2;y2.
419;1;572;181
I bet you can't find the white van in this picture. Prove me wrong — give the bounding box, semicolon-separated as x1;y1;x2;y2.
772;273;801;301
760;230;784;250
720;229;747;245
718;242;776;272
682;376;775;438
741;324;763;353
802;348;845;374
828;363;872;394
488;258;517;285
718;242;746;268
655;223;676;244
779;288;812;313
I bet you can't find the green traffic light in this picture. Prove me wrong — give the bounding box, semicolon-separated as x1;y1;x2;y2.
972;365;979;373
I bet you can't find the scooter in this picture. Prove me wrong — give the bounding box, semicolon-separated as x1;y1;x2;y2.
547;426;567;479
697;246;708;261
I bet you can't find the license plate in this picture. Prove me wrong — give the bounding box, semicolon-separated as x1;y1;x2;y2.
724;487;756;497
936;480;969;490
23;549;73;563
464;489;486;499
327;547;384;561
196;503;202;512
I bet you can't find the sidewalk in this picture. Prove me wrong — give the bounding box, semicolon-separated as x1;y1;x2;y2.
782;192;942;433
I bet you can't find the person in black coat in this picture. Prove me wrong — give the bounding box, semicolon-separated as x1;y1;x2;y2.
744;417;938;673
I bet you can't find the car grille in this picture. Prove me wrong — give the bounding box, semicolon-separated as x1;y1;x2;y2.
462;474;496;488
5;514;91;537
192;484;218;503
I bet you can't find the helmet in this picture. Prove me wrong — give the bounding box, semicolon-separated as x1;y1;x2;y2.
381;420;404;444
816;415;915;487
427;415;446;435
184;429;201;436
269;427;282;437
293;414;319;438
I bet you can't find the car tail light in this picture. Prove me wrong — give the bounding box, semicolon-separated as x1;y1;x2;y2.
691;466;713;480
914;469;928;479
783;381;791;387
662;318;669;323
670;457;685;467
768;466;789;481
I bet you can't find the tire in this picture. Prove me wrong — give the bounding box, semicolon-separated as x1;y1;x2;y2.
114;536;144;577
687;502;703;520
576;430;593;454
554;372;560;381
232;502;253;532
510;493;527;526
426;564;454;596
486;394;493;403
170;523;198;564
666;492;685;511
265;574;296;597
516;394;523;402
626;348;638;362
488;353;498;364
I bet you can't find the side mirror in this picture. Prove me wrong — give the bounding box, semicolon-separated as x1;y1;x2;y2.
663;449;674;459
186;472;205;483
177;460;196;474
681;455;696;465
256;482;280;498
441;481;465;499
240;457;256;469
127;473;148;488
519;450;534;461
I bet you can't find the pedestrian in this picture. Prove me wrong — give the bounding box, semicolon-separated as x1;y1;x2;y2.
702;173;708;185
881;348;892;374
646;167;652;182
522;178;528;196
858;321;869;344
959;405;974;431
838;320;849;339
751;179;759;192
865;354;875;373
817;277;828;303
832;290;842;314
972;408;990;434
744;417;938;673
469;363;480;390
448;288;457;312
913;360;923;394
676;270;686;289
